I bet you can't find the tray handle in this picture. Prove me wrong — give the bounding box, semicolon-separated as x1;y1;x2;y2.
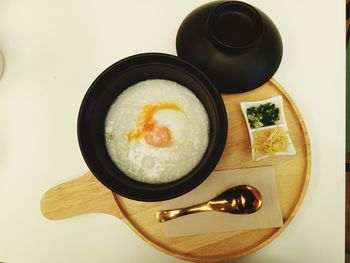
40;172;123;220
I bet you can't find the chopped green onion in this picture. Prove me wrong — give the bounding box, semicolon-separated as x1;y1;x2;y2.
246;103;280;128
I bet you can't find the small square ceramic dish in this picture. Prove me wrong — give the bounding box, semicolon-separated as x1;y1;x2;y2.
240;95;296;161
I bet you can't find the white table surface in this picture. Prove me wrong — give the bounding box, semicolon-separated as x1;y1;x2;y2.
0;0;345;262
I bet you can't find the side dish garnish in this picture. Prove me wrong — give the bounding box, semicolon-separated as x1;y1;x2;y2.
247;102;280;128
240;96;296;161
252;126;289;158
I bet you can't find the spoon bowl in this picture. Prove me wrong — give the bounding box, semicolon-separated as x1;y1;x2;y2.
156;185;262;223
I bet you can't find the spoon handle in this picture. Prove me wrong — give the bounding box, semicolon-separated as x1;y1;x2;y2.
156;203;211;223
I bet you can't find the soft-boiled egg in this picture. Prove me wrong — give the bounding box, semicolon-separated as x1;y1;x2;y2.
153;109;188;143
127;102;187;148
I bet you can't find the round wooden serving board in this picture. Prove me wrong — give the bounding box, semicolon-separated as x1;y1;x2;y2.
41;79;311;262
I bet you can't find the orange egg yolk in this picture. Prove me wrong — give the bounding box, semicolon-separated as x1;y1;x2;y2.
143;121;171;147
127;103;181;148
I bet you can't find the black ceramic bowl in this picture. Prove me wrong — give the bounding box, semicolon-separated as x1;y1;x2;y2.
176;1;283;93
78;53;227;202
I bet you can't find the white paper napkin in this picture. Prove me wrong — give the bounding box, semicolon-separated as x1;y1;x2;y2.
163;166;284;237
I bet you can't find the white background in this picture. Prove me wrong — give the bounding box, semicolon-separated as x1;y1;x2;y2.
0;0;345;262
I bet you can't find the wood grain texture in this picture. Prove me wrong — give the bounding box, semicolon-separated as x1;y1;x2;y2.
41;79;311;262
41;172;122;219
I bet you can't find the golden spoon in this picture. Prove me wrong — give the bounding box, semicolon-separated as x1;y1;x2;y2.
156;185;263;223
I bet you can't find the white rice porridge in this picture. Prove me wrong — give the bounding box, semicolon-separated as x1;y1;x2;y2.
105;79;209;184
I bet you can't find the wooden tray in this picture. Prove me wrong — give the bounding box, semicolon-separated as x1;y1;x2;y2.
41;79;311;262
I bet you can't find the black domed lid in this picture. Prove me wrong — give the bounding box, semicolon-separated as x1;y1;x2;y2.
176;1;283;93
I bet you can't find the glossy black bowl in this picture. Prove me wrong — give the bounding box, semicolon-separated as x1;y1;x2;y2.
78;53;227;202
176;1;283;93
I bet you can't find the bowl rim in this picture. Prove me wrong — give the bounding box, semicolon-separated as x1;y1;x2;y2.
205;1;265;52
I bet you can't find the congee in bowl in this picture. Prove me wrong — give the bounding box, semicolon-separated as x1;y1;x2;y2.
78;53;227;201
105;79;209;184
